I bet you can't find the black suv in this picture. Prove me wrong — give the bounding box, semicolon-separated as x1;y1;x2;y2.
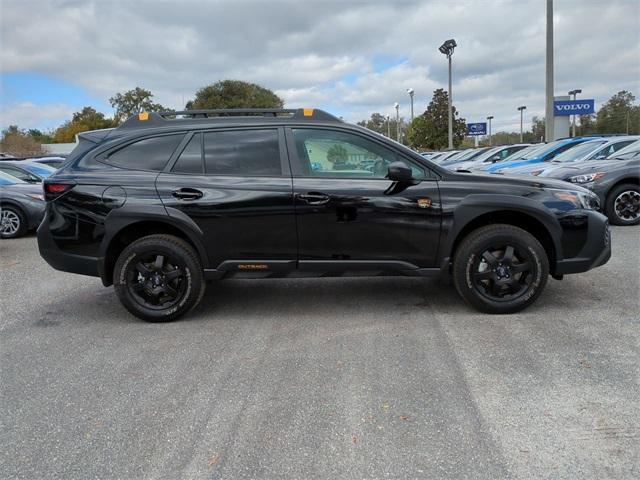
38;108;611;321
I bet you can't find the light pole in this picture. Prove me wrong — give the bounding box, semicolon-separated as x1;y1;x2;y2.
386;114;391;138
486;115;494;146
568;88;582;137
545;0;555;141
407;88;415;121
518;106;527;142
394;102;400;142
439;38;457;150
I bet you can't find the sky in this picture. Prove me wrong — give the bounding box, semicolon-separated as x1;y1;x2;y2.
1;0;639;134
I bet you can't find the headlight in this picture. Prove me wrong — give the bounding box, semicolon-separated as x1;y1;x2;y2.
551;190;599;210
567;172;606;184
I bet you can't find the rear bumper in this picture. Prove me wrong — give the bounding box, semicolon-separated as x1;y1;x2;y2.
555;210;611;275
37;211;101;278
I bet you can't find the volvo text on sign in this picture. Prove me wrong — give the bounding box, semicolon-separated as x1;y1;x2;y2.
553;99;595;116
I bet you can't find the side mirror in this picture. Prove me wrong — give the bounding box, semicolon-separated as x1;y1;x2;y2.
387;161;413;182
594;154;607;160
491;155;501;163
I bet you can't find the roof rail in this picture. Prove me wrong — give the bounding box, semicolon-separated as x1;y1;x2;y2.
118;108;341;129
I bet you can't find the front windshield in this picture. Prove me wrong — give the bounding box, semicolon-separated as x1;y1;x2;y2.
519;141;566;160
468;146;503;164
551;140;607;163
0;171;27;185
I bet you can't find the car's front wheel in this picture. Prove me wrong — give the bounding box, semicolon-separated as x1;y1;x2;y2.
453;224;549;314
0;205;27;239
113;234;205;322
605;183;640;226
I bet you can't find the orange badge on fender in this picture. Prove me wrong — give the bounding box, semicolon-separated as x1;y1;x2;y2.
417;198;432;208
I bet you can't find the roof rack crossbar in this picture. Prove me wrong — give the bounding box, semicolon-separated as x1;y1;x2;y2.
158;109;298;118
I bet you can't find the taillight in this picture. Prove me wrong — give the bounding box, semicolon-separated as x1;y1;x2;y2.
43;181;75;200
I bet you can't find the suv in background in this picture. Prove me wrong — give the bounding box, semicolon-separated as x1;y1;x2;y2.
38;108;610;322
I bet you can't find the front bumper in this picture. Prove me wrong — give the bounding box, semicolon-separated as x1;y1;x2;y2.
555;210;611;275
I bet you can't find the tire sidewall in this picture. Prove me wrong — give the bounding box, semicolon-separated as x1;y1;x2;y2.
113;238;203;322
454;227;549;314
606;184;640;226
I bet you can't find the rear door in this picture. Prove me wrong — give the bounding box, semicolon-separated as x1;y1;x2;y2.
156;128;297;270
285;127;442;270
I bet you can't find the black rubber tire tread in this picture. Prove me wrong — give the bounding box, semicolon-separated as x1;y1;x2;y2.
605;183;640;226
453;224;549;314
0;205;27;239
113;234;205;322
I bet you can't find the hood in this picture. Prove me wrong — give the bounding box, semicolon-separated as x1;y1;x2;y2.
540;159;630;179
448;170;592;193
0;182;44;196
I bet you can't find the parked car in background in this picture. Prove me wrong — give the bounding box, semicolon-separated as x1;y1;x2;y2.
439;147;492;167
540;145;640;225
0;171;45;238
505;136;639;176
485;137;599;173
29;156;67;168
429;150;460;163
0;160;57;183
453;144;530;171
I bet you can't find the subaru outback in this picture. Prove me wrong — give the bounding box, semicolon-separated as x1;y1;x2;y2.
37;108;611;322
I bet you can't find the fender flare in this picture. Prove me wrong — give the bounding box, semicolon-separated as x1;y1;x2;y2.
99;205;210;270
441;194;564;262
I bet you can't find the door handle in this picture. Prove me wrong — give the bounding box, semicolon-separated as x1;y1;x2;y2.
297;192;330;205
171;188;203;201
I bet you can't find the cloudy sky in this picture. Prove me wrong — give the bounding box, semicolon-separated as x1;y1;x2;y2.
1;0;639;133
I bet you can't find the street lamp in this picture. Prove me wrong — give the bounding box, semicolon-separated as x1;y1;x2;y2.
386;114;391;138
439;38;457;150
517;106;527;142
407;88;415;121
486;115;494;146
568;88;582;137
394;102;400;141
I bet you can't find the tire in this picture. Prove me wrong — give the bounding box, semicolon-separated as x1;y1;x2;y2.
0;205;27;239
452;224;549;314
605;183;640;226
113;234;205;322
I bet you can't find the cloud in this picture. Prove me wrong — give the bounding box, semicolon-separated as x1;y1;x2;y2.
1;0;639;131
0;102;75;131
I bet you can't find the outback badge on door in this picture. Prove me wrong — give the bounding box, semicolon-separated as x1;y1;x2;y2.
417;198;432;208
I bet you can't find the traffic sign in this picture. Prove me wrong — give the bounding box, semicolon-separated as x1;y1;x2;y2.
553;99;595;116
467;122;487;136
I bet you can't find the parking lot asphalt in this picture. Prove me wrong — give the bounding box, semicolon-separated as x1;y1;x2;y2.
1;227;639;479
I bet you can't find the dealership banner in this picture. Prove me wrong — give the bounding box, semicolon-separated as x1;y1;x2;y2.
466;122;487;135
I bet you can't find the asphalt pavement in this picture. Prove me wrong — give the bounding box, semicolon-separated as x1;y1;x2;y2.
1;227;638;479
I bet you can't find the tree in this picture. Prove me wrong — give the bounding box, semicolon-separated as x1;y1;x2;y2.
406;89;466;150
327;144;349;165
186;80;284;110
596;90;640;134
109;87;168;123
27;129;54;144
531;116;545;142
1;125;44;156
577;114;596;135
53;107;116;143
357;112;407;141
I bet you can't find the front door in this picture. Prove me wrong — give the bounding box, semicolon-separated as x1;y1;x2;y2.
156;128;297;270
285;127;441;270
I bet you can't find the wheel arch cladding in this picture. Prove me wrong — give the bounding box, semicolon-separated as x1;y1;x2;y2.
445;195;562;269
100;206;209;287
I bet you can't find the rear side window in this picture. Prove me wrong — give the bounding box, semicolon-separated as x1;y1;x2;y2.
172;133;203;174
106;134;184;171
203;129;281;176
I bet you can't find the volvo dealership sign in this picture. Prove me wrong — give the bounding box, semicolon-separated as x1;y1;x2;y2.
466;122;487;135
553;99;595;116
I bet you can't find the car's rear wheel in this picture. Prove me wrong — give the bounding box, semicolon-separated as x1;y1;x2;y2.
0;205;27;239
605;183;640;226
113;234;205;322
453;224;549;314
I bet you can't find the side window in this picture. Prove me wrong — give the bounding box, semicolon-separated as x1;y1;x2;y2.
611;141;634;153
106;134;184;171
172;133;203;174
203;129;281;176
0;166;37;182
292;128;425;179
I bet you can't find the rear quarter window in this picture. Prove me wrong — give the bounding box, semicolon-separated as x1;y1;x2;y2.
104;134;184;171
